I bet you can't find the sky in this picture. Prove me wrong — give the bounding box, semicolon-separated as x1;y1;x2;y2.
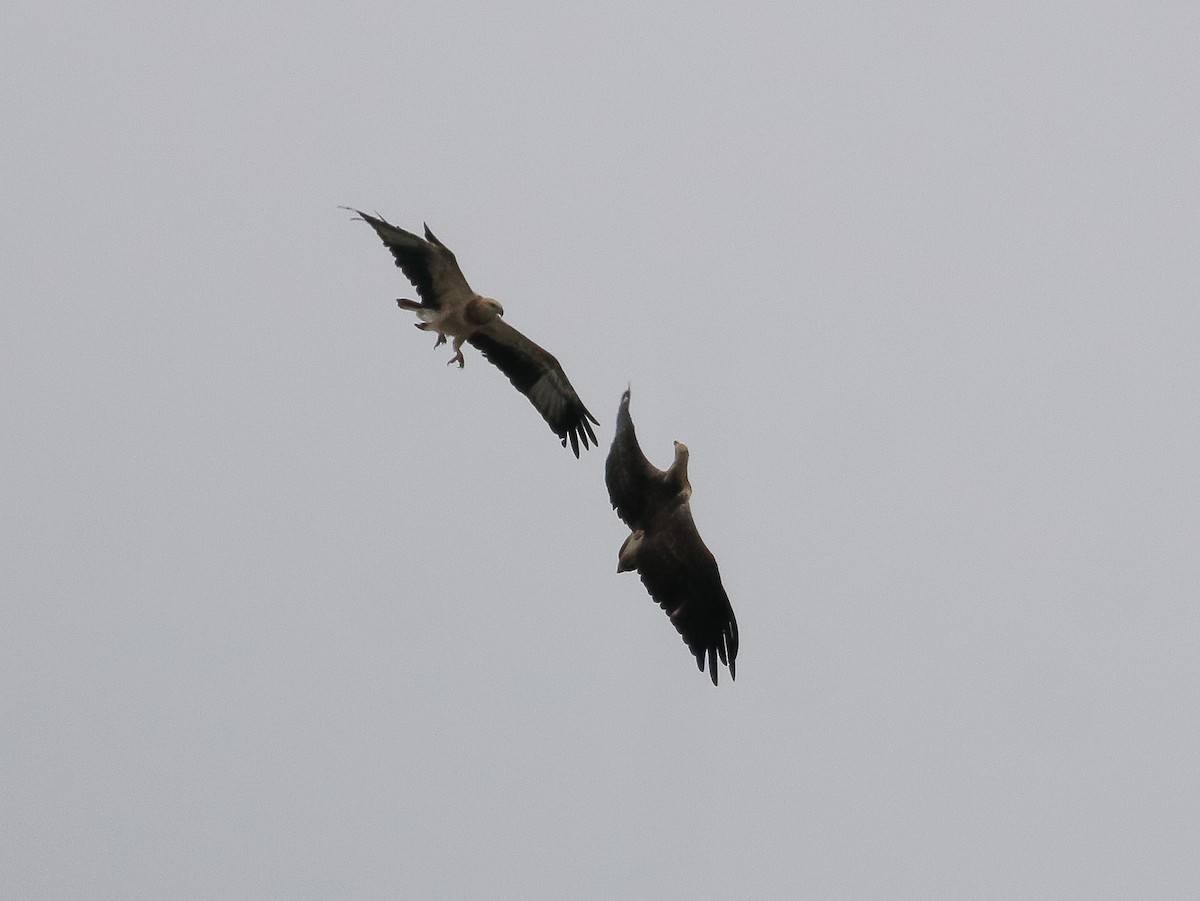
3;2;1199;898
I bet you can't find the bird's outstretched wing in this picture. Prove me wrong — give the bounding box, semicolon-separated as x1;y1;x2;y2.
467;318;599;457
348;209;472;308
634;514;739;685
605;389;671;529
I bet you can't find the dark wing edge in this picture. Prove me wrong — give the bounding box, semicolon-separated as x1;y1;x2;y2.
604;387;666;529
635;513;739;686
466;319;599;457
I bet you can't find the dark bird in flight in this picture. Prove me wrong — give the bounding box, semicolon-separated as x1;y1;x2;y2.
348;209;599;456
605;388;739;684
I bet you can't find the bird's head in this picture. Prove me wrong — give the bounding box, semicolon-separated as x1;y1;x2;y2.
671;441;692;498
465;296;505;326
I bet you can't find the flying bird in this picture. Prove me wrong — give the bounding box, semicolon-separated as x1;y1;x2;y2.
348;209;599;456
605;388;739;684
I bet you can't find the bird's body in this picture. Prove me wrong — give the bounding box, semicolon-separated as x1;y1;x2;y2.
349;209;599;455
605;388;738;684
397;294;503;368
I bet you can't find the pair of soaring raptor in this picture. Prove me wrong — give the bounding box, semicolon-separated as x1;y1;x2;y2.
350;210;739;685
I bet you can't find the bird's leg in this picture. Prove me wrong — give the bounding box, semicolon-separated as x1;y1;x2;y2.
447;335;466;368
401;302;448;351
411;322;447;348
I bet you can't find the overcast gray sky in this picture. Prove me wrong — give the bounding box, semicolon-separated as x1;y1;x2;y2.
4;2;1199;898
